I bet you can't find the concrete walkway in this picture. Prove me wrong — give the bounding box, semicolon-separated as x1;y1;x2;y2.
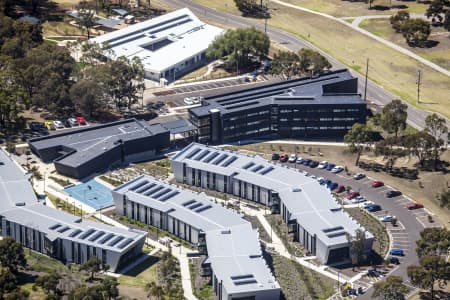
270;0;450;77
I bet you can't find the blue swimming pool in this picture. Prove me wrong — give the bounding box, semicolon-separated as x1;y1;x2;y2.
64;179;113;210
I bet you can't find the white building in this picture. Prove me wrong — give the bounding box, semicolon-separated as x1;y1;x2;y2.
90;8;223;81
112;176;281;300
170;143;374;265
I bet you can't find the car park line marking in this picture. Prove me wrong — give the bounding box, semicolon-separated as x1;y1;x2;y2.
415;216;427;228
423;208;434;216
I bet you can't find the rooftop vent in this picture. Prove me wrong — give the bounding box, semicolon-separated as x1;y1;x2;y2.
292;187;302;192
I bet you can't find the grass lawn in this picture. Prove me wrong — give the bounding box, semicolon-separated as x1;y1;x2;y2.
229;143;450;227
345;208;390;257
268;253;335;300
277;0;428;17
193;0;450;119
360;18;450;71
117;254;160;288
26;250;68;273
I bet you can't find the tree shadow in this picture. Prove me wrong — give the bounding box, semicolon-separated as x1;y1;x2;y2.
417;290;450;300
371;5;391;11
16;271;40;285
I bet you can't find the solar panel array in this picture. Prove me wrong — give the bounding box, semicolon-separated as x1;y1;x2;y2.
230;274;258;286
129;180;180;202
48;223;134;249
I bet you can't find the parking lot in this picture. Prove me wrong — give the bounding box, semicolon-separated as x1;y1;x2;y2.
267;155;443;299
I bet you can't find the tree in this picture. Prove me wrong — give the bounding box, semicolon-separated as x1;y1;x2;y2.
415;227;450;258
270;50;300;79
297;48;331;75
145;281;164;300
401;19;431;46
234;0;267;17
424;113;448;170
408;255;450;300
100;276;119;300
403;131;434;168
390;10;410;33
347;229;367;271
68;285;103;300
34;271;61;297
437;189;450;209
77;0;97;39
79;256;103;281
0;237;26;274
0;70;25;128
207;27;270;71
344;123;373;166
69;79;106;118
444;10;450;31
381;99;408;138
426;0;447;25
375;137;408;171
372;275;409;300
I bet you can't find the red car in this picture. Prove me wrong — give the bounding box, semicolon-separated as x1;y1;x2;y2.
333;185;345;193
279;154;288;162
76;116;86;125
406;202;424;210
346;191;360;200
371;180;384;188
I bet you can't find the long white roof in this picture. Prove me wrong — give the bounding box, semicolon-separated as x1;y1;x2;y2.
0;148;146;253
90;8;223;73
114;176;280;294
171;143;373;247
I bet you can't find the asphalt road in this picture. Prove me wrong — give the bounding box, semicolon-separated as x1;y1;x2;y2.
280;159;431;298
162;0;448;130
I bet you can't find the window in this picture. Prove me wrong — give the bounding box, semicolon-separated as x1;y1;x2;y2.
123;196;127;215
102;249;107;264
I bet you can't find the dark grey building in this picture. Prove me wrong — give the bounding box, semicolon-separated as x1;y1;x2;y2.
29;119;170;179
189;69;366;144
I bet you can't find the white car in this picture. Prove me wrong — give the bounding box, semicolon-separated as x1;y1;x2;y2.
296;157;303;164
53;120;64;129
317;177;324;184
351;196;366;204
301;170;309;176
192;97;201;104
353;173;365;180
362;201;375;208
379;215;396;222
310;175;317;179
331;166;344;173
68;118;79;126
183;97;195;105
288;154;297;163
317;161;328;169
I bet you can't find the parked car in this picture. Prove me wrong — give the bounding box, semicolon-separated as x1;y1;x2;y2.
371;180;384;188
328;182;338;190
288;154;297;163
279;154;288;162
192;96;201;104
271;153;280;160
331;165;344;173
301;170;309;176
317;177;325;184
44;121;55;130
68;118;79;126
333;185;345;193
353;173;365;180
323;179;332;186
406;202;424;210
389;248;404;256
379;215;396;222
317;161;328;169
351;196;366;204
308;160;319;168
183;97;194;105
386;190;402;198
76;116;86;125
53;120;64;129
29;122;46;131
60;118;71;128
389;256;400;264
366;204;382;212
362;201;375;208
346;191;360;200
326;163;336;171
302;159;311;166
296;157;303;164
